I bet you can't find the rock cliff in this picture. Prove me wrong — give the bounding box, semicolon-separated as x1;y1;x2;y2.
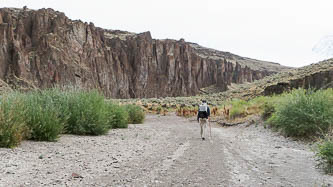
263;59;333;95
213;58;333;101
0;7;289;98
129;59;333;108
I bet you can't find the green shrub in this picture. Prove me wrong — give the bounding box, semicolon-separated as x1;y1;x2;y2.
229;99;248;119
125;104;145;124
0;94;28;148
66;90;108;135
23;91;64;141
262;102;275;120
0;88;134;147
267;89;333;138
105;103;128;128
156;106;162;114
316;140;333;174
42;88;71;126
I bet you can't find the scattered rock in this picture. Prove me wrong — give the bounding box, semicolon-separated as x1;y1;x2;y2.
71;173;83;179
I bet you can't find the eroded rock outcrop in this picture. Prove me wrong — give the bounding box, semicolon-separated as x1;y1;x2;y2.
264;63;333;95
0;7;287;98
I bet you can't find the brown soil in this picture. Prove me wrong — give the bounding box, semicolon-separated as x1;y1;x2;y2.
0;114;332;186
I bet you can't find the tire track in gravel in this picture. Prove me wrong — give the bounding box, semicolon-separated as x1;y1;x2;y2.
97;114;231;186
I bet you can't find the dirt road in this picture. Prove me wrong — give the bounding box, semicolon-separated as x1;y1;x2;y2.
0;114;332;186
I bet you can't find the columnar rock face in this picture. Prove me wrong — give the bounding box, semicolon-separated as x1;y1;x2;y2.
0;8;287;98
264;68;333;95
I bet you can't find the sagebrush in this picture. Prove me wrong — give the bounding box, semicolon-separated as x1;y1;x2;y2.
125;104;145;124
23;90;64;141
267;89;333;138
105;102;129;128
0;94;27;148
65;90;109;135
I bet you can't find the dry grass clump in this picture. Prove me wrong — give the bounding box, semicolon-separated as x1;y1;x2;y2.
175;105;222;118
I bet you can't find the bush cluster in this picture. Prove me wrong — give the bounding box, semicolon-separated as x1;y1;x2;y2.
229;99;249;119
0;89;145;148
267;89;333;138
125;104;145;124
105;102;129;129
23;91;64;141
66;90;109;135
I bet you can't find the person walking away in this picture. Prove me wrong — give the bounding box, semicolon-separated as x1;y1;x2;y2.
197;100;211;140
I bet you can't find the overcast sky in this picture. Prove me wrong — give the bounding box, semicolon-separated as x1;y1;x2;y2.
1;0;333;67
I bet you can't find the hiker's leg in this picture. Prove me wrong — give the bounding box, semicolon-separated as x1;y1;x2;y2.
202;119;206;138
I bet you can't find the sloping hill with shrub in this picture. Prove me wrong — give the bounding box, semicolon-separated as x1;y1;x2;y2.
117;58;333;112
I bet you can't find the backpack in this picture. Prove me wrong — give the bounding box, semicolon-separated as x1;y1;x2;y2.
199;104;207;112
198;104;208;118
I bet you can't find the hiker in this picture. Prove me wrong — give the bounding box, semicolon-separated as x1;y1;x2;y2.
197;100;211;140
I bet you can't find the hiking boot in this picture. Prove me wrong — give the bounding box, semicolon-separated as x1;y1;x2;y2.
202;137;205;140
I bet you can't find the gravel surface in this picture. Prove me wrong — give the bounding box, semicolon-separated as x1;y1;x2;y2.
0;114;332;186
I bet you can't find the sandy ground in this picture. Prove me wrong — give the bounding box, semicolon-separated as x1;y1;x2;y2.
0;114;332;186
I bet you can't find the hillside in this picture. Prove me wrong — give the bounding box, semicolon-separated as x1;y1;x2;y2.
120;58;333;107
0;7;289;98
189;43;290;72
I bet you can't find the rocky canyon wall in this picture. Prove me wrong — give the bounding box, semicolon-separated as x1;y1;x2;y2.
0;8;280;98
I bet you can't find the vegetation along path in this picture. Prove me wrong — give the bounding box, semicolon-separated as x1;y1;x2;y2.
1;114;332;186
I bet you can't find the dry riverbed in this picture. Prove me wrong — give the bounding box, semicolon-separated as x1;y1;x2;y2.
0;114;332;186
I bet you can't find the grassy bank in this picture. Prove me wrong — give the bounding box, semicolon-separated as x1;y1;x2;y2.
226;88;333;174
0;89;145;148
266;89;333;174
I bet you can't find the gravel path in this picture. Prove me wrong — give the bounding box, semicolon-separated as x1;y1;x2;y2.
0;114;332;186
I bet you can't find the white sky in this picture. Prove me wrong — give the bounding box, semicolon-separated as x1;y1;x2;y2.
1;0;333;67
